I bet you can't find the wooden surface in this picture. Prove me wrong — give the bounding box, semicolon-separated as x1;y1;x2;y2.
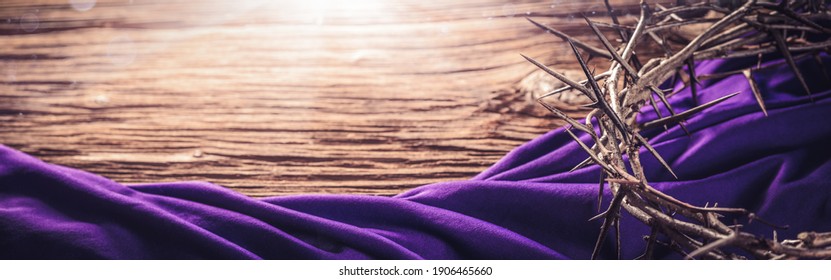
0;0;648;196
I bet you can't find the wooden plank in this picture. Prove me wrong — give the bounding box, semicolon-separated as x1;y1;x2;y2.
0;0;651;196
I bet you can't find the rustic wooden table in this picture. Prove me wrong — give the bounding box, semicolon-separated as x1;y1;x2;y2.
0;0;646;196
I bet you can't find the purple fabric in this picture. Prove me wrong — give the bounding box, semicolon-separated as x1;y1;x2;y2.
1;55;830;259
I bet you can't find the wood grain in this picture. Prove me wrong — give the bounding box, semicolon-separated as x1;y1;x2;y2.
0;0;652;196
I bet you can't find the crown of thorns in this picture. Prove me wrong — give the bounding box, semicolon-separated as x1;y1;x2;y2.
522;0;831;259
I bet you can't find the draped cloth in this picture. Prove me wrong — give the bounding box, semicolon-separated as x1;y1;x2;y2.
1;55;830;259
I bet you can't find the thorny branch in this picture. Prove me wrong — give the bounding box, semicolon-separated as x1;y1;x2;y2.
523;0;831;259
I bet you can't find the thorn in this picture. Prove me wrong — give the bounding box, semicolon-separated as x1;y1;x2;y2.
742;69;768;116
604;0;643;76
650;85;691;136
569;157;594;172
686;58;699;106
525;18;612;59
538;73;612;100
581;102;600;109
642;92;741;130
602;0;621;25
565;38;630;143
591;191;625;260
585;17;639;82
647;93;669;131
521;53;597;102
588;211;606;222
770;30;813;101
538;100;592;133
634;133;678;179
563;127;612;174
748;213;790;230
538;85;576;100
602;0;634;47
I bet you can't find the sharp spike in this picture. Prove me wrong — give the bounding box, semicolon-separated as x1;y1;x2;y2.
588;211;606;222
563;127;595;154
686;58;700;106
634;133;678;179
569;156;594;172
585;17;639;82
525;18;612;59
538;100;593;133
581;102;600;109
742;69;768;116
521;53;597;102
647;92;669;131
602;0;630;41
591;191;625;260
642;92;741;130
565;38;631;142
650;85;691;135
564;127;615;175
538;72;613;101
770;30;813;101
538;84;578;100
603;0;646;76
602;0;620;25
